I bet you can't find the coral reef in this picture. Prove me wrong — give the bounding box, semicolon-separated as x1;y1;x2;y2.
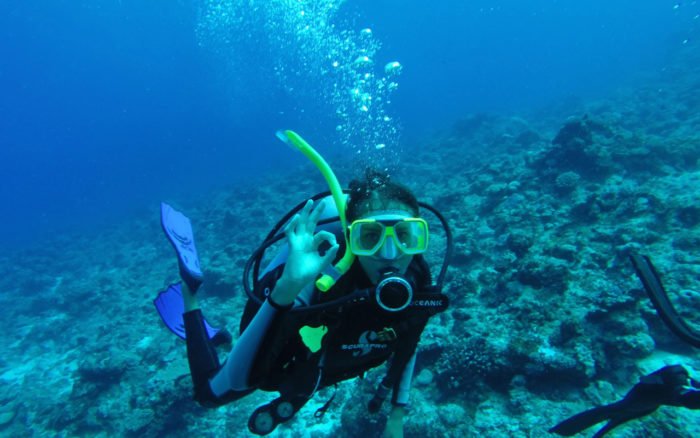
1;38;700;438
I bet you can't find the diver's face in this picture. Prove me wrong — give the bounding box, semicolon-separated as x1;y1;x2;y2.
355;204;415;284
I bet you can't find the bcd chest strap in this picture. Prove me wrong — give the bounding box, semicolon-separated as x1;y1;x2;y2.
364;291;449;344
409;291;449;313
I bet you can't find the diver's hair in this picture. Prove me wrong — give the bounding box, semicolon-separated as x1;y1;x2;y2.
346;168;419;222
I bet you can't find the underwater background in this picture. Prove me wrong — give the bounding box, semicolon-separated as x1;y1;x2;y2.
1;0;699;436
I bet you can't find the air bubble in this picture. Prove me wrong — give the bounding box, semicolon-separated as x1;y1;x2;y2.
197;1;401;168
384;61;402;75
354;55;372;66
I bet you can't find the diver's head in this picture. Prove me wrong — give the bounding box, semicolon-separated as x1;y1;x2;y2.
346;169;426;284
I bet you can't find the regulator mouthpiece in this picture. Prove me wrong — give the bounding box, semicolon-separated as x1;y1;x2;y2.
375;268;413;312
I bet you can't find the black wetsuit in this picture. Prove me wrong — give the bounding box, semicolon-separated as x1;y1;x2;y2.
183;256;435;411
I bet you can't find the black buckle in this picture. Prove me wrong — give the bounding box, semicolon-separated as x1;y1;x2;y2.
376;327;397;342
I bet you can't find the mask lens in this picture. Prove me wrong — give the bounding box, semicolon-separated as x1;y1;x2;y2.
352;221;386;254
350;218;429;256
393;220;428;254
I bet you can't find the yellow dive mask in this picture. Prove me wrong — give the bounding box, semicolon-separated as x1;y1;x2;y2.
348;215;429;257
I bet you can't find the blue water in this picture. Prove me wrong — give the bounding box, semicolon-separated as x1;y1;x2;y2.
0;0;695;248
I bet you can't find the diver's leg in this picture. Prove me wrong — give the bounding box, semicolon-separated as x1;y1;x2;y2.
182;281;199;312
182;279;253;406
183;295;222;406
159;203;248;404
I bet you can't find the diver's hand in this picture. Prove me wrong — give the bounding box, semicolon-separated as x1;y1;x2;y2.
383;406;405;438
634;364;697;407
271;200;339;306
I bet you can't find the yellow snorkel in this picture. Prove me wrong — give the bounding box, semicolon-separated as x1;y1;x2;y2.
275;130;355;292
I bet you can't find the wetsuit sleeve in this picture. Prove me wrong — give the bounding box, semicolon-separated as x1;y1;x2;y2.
208;269;312;400
391;351;417;406
209;297;295;397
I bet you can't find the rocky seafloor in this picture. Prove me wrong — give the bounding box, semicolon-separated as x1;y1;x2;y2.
2;46;700;438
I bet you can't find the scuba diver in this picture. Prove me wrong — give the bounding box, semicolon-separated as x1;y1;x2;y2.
550;254;700;437
154;131;451;436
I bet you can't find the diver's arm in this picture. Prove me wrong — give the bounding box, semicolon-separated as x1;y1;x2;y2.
200;200;337;402
270;275;308;306
209;298;291;395
369;344;418;415
208;274;318;396
391;351;417;406
390;405;406;417
385;319;426;406
384;406;405;438
385;352;418;436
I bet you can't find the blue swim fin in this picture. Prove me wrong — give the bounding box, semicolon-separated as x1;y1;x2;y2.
154;282;231;346
161;202;204;292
